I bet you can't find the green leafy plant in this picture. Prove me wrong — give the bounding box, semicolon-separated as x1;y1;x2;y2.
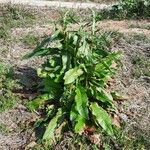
24;12;121;142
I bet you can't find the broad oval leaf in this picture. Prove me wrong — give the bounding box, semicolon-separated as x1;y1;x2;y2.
64;67;83;84
43;108;62;140
90;102;113;135
75;85;89;119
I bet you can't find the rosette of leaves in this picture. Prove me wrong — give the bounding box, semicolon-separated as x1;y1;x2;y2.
24;12;121;142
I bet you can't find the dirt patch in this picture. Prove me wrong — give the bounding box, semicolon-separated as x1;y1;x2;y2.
97;20;150;36
0;105;38;149
111;39;150;148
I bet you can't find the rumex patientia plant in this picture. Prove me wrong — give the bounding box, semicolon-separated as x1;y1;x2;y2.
24;11;121;142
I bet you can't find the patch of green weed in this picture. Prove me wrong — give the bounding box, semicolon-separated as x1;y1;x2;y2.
0;63;20;112
131;55;150;78
22;33;39;48
0;123;10;134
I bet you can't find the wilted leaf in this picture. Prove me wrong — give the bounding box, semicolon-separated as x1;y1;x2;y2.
84;126;96;134
112;114;120;127
55;121;67;139
64;67;83;84
90;102;113;135
25;141;37;150
111;62;117;68
87;134;101;145
77;38;90;58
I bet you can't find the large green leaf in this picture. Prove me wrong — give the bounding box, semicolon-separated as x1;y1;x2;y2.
90;102;113;135
74;115;86;134
27;93;50;111
70;104;86;134
43;108;62;140
75;85;89;119
64;67;83;84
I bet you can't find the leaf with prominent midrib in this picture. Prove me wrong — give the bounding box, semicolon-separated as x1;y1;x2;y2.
75;85;89;119
64;67;83;84
90;102;113;135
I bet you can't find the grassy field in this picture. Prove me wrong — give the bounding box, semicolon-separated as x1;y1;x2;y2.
0;3;150;150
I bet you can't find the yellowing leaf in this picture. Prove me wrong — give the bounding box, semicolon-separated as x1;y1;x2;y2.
64;67;83;84
90;102;113;135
